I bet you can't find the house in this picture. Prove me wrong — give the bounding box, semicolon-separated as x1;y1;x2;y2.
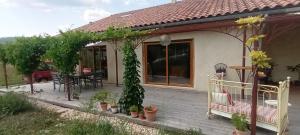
78;0;300;91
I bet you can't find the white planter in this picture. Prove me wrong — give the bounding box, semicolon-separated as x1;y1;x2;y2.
111;107;118;114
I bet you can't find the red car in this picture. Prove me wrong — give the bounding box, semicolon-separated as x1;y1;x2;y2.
32;70;52;82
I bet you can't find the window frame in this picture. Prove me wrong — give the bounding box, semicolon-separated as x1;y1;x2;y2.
143;39;194;87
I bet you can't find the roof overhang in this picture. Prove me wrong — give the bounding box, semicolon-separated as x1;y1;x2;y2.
135;6;300;31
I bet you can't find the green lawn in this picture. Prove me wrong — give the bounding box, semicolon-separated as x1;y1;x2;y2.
0;63;23;86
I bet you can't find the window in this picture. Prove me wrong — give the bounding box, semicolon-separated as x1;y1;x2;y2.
144;39;193;87
81;46;108;79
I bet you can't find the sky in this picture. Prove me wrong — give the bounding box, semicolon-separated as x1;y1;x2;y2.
0;0;170;37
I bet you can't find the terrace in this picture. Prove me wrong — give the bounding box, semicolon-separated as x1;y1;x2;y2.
1;82;299;135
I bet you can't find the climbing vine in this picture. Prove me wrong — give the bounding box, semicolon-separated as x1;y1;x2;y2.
119;40;145;114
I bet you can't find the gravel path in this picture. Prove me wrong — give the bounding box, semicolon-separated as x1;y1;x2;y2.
35;100;159;135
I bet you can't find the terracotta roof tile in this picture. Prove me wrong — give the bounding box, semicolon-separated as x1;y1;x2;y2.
78;0;300;32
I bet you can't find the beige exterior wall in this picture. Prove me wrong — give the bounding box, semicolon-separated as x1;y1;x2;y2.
104;30;252;91
264;27;300;82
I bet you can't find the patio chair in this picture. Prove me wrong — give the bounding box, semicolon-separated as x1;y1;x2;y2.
85;71;103;89
51;72;64;92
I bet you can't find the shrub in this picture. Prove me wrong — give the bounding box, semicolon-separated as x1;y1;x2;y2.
231;113;248;131
93;91;109;103
0;92;33;116
129;105;138;112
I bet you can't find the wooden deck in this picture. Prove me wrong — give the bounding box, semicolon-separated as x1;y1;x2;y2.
2;82;300;135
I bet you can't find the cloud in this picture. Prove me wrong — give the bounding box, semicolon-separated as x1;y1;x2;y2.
80;0;111;6
0;0;18;8
83;8;111;22
29;1;55;12
123;0;151;6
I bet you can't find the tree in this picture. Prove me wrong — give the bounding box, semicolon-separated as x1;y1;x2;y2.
46;30;96;101
0;44;8;88
9;36;50;94
236;15;271;135
119;40;145;114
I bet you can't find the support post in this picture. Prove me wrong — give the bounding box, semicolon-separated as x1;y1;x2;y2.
2;62;8;89
241;28;247;99
115;46;119;87
250;30;260;135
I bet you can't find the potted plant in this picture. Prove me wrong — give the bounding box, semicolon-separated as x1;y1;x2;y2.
287;64;300;85
231;113;249;135
93;91;109;112
144;105;158;122
139;110;145;120
110;96;119;114
129;105;138;118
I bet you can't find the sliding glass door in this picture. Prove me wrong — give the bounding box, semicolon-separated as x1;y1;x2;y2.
146;45;166;84
144;40;193;86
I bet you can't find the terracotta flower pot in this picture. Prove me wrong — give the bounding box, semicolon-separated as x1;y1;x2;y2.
100;102;108;111
144;106;158;122
139;113;145;120
234;129;249;135
130;112;138;118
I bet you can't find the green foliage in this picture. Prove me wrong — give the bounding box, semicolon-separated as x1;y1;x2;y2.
119;40;145;114
236;15;265;28
245;35;265;46
129;105;138;112
46;30;97;75
66;120;130;135
93;90;110;103
98;26;150;42
0;92;33;116
159;128;203;135
144;105;154;112
0;44;8;64
231;113;248;131
236;15;271;70
250;51;271;69
8;36;50;75
0;109;64;135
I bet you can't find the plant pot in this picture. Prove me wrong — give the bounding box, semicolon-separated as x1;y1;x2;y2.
234;129;249;135
130;112;138;118
111;106;118;114
144;106;158;122
257;71;266;78
139;113;145;120
99;102;108;111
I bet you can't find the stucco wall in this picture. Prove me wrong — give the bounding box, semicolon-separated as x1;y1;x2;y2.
264;27;300;82
104;30;252;91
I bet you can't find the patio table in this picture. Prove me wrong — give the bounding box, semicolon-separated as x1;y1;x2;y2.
71;71;103;92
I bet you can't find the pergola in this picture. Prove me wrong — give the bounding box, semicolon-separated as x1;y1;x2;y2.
152;13;300;134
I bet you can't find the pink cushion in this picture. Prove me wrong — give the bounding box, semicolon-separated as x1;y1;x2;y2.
211;101;277;124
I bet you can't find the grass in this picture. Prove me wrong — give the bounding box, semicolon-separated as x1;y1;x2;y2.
0;109;64;135
0;92;34;117
0;63;23;86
